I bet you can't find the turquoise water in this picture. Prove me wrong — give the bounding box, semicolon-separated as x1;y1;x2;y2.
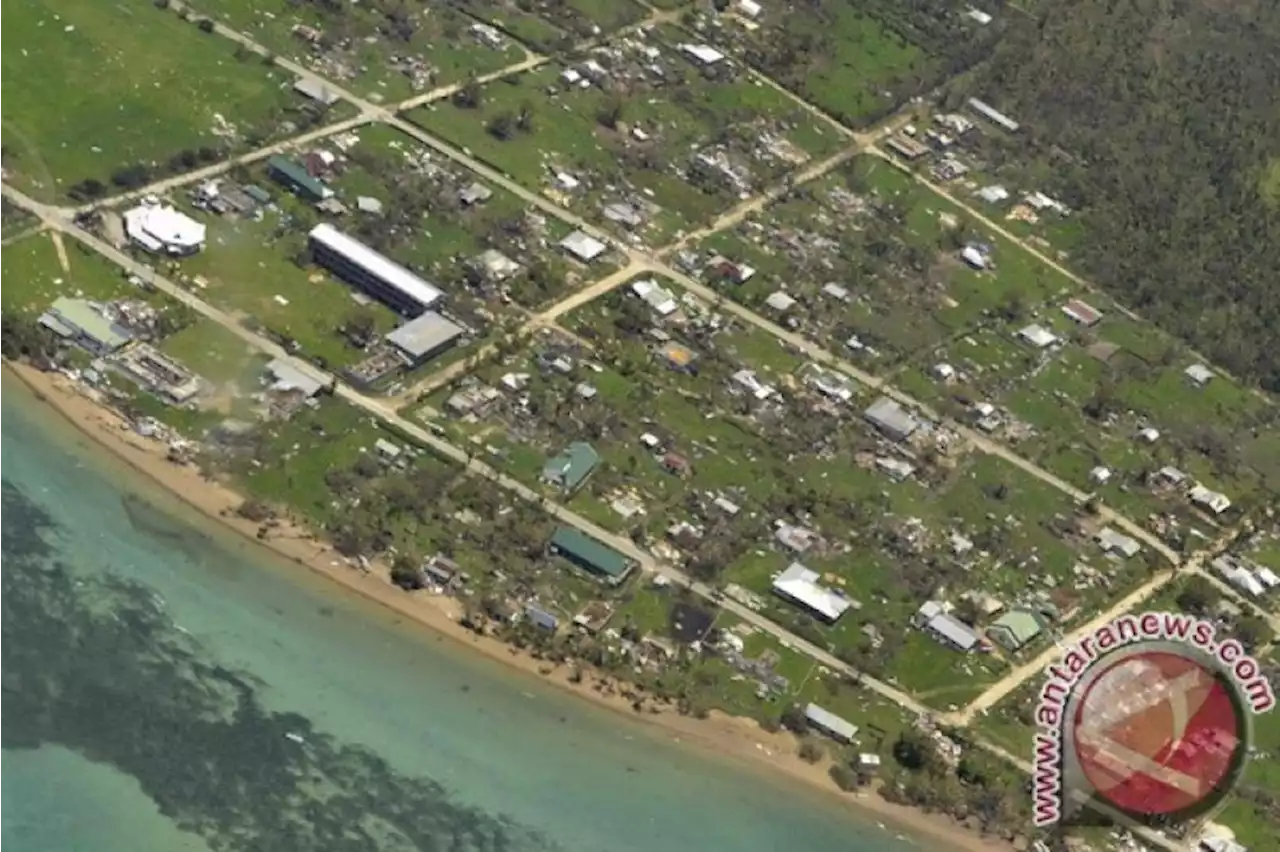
1;387;922;852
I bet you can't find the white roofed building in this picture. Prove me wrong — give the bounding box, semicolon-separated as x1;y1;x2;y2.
804;704;858;742
1018;324;1059;349
308;224;443;316
560;230;607;263
680;43;725;66
772;563;851;623
123;201;206;256
1189;484;1232;515
265;358;326;398
631;278;678;316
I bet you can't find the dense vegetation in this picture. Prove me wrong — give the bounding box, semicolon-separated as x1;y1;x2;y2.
952;0;1280;391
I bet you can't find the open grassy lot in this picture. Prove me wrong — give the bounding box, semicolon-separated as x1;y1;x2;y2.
407;26;845;243
325;123;582;310
682;3;953;128
2;0;330;202
462;0;647;47
158;318;267;390
171;198;402;372
686;155;1077;371
184;0;527;102
2;231;141;314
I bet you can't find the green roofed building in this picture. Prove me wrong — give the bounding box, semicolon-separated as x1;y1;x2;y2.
38;297;132;356
541;441;599;493
549;526;634;585
267;155;333;203
986;610;1043;652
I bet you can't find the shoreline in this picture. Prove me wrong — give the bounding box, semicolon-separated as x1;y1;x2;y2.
3;361;1014;852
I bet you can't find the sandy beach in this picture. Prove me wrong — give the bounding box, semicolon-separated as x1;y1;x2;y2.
4;361;1014;852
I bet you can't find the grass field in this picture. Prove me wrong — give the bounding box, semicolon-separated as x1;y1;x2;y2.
158;318;266;389
408;38;844;240
186;0;527;102
463;0;646;43
1;231;138;314
2;0;311;201
690;156;1078;370
177;202;400;371
769;6;931;126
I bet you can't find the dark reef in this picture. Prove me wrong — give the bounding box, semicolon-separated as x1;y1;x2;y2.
2;482;559;852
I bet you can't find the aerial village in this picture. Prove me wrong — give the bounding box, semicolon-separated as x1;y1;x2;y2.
4;1;1277;851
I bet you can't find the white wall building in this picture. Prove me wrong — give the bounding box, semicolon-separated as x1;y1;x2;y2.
123;201;206;256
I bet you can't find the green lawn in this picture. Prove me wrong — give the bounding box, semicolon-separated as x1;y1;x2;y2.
775;7;931;126
463;0;646;42
158;318;266;389
2;0;310;200
2;231;137;313
178;200;399;371
408;44;844;240
186;0;527;102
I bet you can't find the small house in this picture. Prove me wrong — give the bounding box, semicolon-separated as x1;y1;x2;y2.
915;601;980;652
458;182;493;207
773;564;851;623
986;610;1043;653
267;155;333;202
661;452;691;476
541;442;600;493
524;603;559;631
774;523;820;554
1185;364;1215;387
864;396;920;441
1189;485;1232;515
1018;324;1059;349
1096;527;1141;558
765;291;797;312
1062;299;1102;327
679;43;725;67
560;231;607;263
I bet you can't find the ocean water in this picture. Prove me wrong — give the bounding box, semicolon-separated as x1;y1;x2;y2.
0;386;923;852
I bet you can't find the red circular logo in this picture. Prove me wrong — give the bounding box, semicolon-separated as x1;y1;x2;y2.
1071;649;1245;817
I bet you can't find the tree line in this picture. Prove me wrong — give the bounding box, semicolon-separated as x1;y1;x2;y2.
953;0;1280;392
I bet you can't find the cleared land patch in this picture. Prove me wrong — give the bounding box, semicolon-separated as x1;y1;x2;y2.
184;0;528;102
407;25;844;244
2;0;336;202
